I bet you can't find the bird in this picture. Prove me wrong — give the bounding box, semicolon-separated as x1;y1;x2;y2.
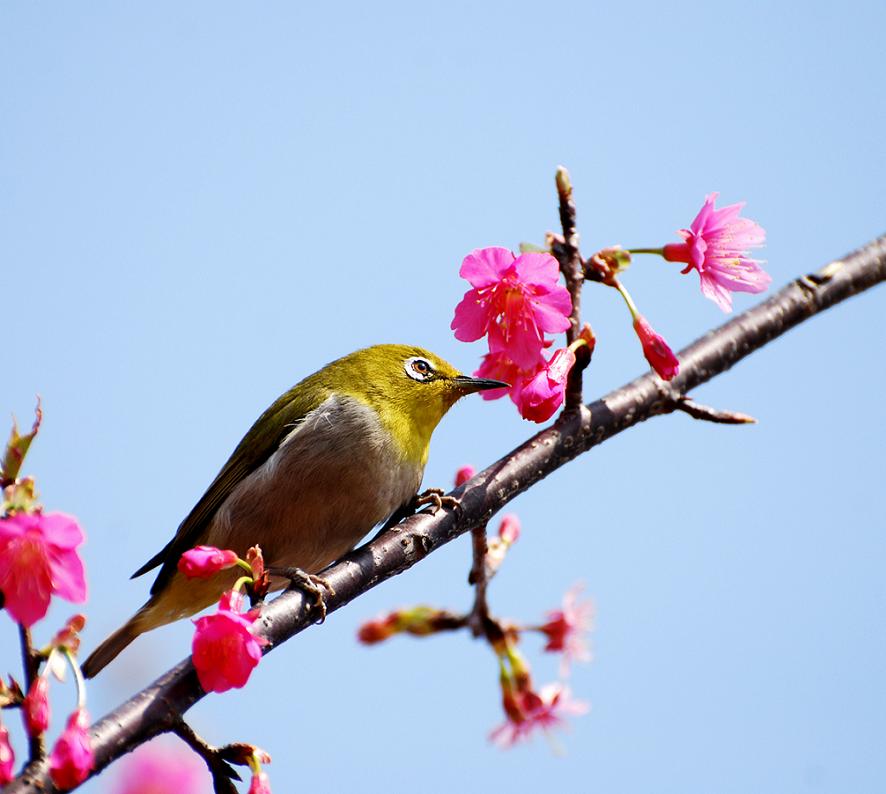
81;344;505;677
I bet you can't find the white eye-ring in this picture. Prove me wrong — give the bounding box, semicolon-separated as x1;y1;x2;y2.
405;356;434;382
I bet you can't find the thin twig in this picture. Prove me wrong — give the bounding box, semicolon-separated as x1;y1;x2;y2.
171;718;241;794
672;396;757;424
551;166;587;410
7;233;885;792
466;526;490;638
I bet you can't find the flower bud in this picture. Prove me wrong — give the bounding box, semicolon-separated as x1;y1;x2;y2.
49;708;95;789
454;465;476;487
0;722;14;784
178;546;239;579
22;676;50;736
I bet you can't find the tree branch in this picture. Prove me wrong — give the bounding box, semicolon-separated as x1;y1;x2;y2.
8;233;885;791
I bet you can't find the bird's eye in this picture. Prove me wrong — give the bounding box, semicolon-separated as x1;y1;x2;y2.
405;356;434;382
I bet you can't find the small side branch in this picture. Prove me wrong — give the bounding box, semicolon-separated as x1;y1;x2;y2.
171;718;241;794
466;525;491;638
672;396;757;425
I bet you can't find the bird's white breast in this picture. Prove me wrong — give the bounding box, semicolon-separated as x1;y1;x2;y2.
206;394;422;574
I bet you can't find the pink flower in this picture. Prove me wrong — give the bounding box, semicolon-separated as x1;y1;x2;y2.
515;347;575;422
452;248;572;368
22;676;50;737
49;708;95;789
663;193;770;312
539;584;594;675
192;590;267;693
633;316;679;380
178;545;240;579
490;683;588;748
114;736;207;794
454;465;476;487
0;512;86;626
249;771;272;794
0;723;14;785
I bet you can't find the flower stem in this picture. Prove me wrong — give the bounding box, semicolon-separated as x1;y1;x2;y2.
64;648;87;710
626;247;664;256
611;278;640;320
232;575;253;594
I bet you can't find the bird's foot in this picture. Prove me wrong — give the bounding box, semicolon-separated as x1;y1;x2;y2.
414;487;460;515
270;567;336;623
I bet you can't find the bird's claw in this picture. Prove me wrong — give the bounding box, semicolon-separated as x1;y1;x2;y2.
414;487;460;515
271;566;336;623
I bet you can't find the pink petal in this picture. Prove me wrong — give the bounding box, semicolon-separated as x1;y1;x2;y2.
529;289;573;333
698;273;735;312
38;513;85;550
47;546;87;603
513;252;561;286
459;247;514;287
451;290;491;342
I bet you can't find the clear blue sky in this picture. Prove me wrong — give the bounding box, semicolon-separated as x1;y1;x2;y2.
2;2;884;792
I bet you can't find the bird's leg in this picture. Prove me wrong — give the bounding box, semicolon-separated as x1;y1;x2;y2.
269;566;336;623
413;487;460;515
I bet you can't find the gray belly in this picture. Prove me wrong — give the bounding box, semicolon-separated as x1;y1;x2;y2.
205;394;421;573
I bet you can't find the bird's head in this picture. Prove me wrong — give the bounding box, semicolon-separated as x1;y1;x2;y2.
327;344;506;465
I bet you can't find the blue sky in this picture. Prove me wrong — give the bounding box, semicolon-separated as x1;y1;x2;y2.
2;2;884;792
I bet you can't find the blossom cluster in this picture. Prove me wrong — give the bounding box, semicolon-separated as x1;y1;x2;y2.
451;247;577;422
0;407;95;789
358;480;595;749
178;545;268;694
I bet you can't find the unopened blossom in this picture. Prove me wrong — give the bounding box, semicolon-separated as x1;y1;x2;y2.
490;683;588;748
178;545;240;579
633;315;679;380
192;590;267;693
0;512;87;626
663;193;770;312
249;771;272;794
454;465;476;487
49;708;95;789
498;514;520;545
0;723;14;785
358;606;459;645
539;583;594;675
516;347;575;422
22;675;50;736
485;514;521;578
114;736;207;794
452;247;572;368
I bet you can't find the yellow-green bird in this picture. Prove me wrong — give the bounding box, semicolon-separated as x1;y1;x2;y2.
82;344;503;677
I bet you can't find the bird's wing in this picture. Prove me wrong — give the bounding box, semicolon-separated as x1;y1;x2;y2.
132;382;327;595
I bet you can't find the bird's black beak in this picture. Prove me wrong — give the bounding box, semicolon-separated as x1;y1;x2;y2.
452;375;509;394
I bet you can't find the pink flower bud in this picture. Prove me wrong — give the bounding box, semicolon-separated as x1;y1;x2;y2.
192;592;267;693
249;771;272;794
498;515;521;545
49;708;95;789
454;465;476;487
632;315;679;380
0;723;14;784
178;546;240;579
22;676;50;737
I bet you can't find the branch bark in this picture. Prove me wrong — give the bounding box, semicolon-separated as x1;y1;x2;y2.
8;233;886;791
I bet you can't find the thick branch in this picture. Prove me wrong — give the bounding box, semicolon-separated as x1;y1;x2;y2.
9;234;885;791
